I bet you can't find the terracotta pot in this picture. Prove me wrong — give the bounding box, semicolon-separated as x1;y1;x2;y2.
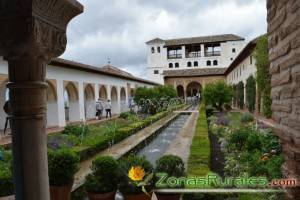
124;193;152;200
50;183;73;200
0;195;15;200
155;193;181;200
87;191;116;200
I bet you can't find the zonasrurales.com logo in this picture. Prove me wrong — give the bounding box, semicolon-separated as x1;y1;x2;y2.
155;173;297;189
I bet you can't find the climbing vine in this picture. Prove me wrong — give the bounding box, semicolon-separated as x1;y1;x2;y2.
246;75;256;113
254;35;272;118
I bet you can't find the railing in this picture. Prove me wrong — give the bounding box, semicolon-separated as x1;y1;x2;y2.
186;52;201;58
167;54;182;59
205;51;221;57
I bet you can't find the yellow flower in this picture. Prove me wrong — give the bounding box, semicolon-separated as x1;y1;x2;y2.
128;166;145;181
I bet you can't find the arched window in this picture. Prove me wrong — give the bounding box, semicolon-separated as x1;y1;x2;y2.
169;63;173;68
157;46;161;53
151;47;155;53
213;60;218;66
207;60;211;66
187;62;192;67
194;61;198;67
175;63;179;68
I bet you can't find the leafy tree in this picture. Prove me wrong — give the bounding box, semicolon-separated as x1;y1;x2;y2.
134;85;177;104
246;75;256;112
202;81;233;111
254;35;272;118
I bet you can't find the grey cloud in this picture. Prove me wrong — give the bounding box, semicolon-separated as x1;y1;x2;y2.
63;0;267;77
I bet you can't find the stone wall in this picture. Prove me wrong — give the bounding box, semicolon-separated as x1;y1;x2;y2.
267;0;300;199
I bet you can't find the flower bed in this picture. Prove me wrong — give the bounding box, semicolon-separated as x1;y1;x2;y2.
209;112;284;200
48;104;185;161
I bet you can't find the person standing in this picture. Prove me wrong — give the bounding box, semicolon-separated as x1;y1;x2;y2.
95;98;103;120
105;99;112;118
3;100;12;135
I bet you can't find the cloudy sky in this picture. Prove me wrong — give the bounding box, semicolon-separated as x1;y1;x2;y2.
62;0;267;77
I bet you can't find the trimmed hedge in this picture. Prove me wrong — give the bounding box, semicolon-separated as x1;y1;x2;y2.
187;103;210;176
73;104;185;161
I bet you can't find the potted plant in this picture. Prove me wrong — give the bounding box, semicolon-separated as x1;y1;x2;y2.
119;155;153;200
85;156;119;200
48;148;79;200
0;149;14;200
154;155;185;200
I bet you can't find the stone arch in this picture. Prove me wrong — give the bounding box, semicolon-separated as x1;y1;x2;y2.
46;80;59;127
64;81;80;122
186;81;202;97
84;84;95;120
176;85;185;99
0;77;8;131
99;85;108;101
120;87;127;112
110;86;118;114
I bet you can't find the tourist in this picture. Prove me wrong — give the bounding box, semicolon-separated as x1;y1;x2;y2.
95;98;103;120
105;99;112;118
3;100;12;135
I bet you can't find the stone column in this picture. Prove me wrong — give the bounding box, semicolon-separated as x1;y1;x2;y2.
56;79;66;127
0;1;83;200
95;84;99;101
267;0;300;199
78;81;86;121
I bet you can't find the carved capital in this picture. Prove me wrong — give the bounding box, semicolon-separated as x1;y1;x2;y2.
0;0;83;60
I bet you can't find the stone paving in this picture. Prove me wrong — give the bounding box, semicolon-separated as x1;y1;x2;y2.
165;106;199;166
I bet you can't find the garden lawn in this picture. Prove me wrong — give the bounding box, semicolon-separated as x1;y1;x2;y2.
187;103;210;176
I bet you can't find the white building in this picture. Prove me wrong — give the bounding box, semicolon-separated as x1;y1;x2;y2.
225;37;258;108
0;57;158;132
146;34;246;84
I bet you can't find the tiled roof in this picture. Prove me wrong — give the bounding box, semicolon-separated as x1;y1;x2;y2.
163;68;227;77
101;65;133;77
146;34;244;46
145;38;165;44
50;58;159;86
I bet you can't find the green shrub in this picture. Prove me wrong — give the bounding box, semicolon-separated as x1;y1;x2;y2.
63;124;89;136
246;75;256;112
240;112;254;123
48;148;80;186
118;155;153;195
202;81;233;111
155;155;185;178
229;127;249;151
85;156;119;194
236;81;244;109
0;149;14;197
0;164;14;197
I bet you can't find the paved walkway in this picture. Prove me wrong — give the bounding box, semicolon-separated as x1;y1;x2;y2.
0;115;118;147
165;106;199;166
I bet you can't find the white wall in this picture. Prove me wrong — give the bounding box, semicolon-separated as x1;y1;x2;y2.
146;39;247;84
226;55;257;85
0;56;155;130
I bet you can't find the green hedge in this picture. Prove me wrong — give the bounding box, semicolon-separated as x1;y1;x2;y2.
73;104;185;161
187;103;210;176
246;75;256;113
